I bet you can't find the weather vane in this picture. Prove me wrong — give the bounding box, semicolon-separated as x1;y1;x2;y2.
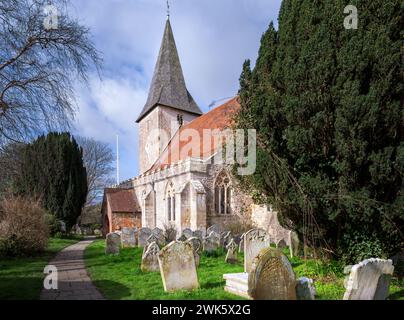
166;0;170;19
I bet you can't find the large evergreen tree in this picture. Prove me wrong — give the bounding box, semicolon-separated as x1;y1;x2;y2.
236;0;403;261
14;133;88;229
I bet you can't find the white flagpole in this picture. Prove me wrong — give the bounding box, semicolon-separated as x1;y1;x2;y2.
116;134;120;186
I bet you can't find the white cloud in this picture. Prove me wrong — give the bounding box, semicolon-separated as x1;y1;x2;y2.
69;0;283;180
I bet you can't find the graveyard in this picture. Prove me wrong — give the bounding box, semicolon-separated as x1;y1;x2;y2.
81;227;403;300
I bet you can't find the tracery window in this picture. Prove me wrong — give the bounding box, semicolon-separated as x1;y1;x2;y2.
214;171;232;215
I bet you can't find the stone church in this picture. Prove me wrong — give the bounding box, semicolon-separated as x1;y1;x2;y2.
101;17;291;243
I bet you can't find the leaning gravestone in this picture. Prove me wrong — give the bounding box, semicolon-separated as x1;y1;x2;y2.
225;239;238;264
141;242;160;272
158;241;199;292
244;229;271;273
203;234;220;253
105;232;121;255
296;277;316;300
343;258;394;300
182;228;193;239
138;228;152;247
121;227;137;248
186;237;202;267
151;228;166;247
248;247;296;300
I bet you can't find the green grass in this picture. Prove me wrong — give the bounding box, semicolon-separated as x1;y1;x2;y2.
85;240;404;300
0;237;81;300
85;241;244;300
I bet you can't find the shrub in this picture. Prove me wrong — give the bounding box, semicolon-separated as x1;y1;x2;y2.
0;195;49;256
339;234;387;264
163;223;177;242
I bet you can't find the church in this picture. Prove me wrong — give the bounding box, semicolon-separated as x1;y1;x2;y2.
101;16;291;243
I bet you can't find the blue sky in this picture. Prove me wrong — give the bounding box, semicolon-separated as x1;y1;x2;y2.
69;0;282;182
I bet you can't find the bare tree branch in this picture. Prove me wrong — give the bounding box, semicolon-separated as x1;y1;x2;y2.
0;0;102;147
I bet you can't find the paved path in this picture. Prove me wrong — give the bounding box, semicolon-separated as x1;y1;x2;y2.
40;238;105;300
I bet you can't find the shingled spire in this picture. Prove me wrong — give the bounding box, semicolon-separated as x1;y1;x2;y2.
136;18;202;123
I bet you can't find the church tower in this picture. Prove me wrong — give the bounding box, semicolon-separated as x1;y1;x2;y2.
136;18;202;174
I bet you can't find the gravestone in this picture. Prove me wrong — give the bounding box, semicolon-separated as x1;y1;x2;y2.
220;231;232;248
244;229;271;273
193;230;203;240
141;242;160;272
182;228;193;239
203;234;220;253
207;224;221;236
296;277;316;300
239;233;245;253
121;227;137;248
138;228;152;247
158;241;199;292
186;237;202;267
152;227;164;239
178;234;187;242
209;231;220;244
105;232;121;255
343;258;394;300
225;239;238;264
289;231;300;257
248;247;296;300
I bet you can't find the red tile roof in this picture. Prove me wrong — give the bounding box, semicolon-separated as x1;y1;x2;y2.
104;188;140;213
149;97;240;172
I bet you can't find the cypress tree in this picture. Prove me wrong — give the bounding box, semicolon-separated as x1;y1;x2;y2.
14;132;88;229
236;0;403;260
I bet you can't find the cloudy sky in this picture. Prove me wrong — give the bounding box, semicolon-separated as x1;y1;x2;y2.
69;0;282;182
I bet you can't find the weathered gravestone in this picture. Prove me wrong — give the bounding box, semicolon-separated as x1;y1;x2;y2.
289;231;300;257
151;228;166;247
158;241;199;292
203;233;220;253
182;228;193;239
105;232;121;255
244;229;271;274
178;234;187;242
138;228;152;247
296;277;316;300
186;237;202;267
207;224;221;236
343;258;394;300
121;227;137;248
220;231;232;248
225;239;238;264
193;230;203;240
141;242;160;272
239;233;245;253
248;247;297;300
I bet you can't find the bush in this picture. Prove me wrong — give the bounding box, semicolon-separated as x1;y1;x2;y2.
0;195;49;256
339;234;387;264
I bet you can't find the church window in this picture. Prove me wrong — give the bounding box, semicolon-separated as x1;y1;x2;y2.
214;171;232;215
166;182;176;222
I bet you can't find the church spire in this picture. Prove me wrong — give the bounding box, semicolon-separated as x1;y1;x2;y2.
136;17;202;123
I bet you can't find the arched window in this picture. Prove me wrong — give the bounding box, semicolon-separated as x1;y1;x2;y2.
166;182;176;222
214;171;232;215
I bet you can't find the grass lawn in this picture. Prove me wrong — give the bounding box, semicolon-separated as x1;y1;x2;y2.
84;240;404;300
0;237;81;300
